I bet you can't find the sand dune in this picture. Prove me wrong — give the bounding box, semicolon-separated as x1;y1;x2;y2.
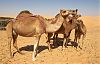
0;16;100;64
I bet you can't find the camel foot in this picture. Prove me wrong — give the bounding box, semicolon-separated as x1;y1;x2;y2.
49;49;52;52
32;58;36;61
62;47;66;51
78;46;82;50
37;54;39;56
18;51;24;55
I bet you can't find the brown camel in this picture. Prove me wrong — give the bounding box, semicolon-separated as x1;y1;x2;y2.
47;9;79;50
6;10;69;61
74;19;87;47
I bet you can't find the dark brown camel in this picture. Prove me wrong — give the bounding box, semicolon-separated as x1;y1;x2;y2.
74;19;87;47
6;10;69;61
47;9;79;50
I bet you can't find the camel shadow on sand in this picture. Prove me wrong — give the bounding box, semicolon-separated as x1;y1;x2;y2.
19;45;48;53
13;45;48;56
13;38;81;56
51;38;81;49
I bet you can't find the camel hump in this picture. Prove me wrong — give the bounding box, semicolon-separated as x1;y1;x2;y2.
16;10;33;19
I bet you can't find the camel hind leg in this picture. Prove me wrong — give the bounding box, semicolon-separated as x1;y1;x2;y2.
8;37;13;58
12;34;23;55
6;21;13;58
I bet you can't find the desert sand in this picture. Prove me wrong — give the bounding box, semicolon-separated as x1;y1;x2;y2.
0;16;100;64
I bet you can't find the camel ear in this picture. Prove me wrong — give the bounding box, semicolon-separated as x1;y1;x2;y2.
60;9;63;12
76;9;78;12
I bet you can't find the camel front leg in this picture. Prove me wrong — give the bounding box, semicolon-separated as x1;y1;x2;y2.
74;34;78;43
46;33;52;52
32;36;40;61
62;34;66;50
63;32;71;49
53;33;58;47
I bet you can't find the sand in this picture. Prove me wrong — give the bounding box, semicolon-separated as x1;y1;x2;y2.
0;16;100;64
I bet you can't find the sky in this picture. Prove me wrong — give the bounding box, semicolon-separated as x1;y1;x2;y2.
0;0;100;17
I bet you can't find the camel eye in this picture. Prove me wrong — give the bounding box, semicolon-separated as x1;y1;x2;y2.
73;11;75;12
63;11;66;13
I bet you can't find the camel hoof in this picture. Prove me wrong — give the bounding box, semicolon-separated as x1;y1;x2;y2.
32;58;36;61
78;46;82;50
49;49;52;52
37;54;39;56
62;47;66;51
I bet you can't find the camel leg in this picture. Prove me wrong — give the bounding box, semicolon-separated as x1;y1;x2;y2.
8;37;13;58
46;33;52;51
53;33;58;47
63;31;71;49
77;38;82;49
32;35;41;61
47;41;51;52
6;21;13;58
82;34;85;47
53;33;56;40
77;35;83;49
62;34;69;50
74;34;77;43
52;33;56;46
13;35;23;54
62;34;66;50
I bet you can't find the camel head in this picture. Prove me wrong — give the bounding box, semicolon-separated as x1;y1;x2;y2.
71;14;81;20
65;9;80;22
76;20;83;25
76;14;81;19
60;9;69;17
68;9;78;15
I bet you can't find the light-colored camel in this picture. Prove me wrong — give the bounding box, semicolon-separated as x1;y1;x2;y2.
6;10;69;61
47;9;79;50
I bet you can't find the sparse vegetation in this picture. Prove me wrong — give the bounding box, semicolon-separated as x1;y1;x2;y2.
0;17;13;30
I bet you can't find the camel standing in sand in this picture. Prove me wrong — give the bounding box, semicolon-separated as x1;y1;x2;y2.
6;10;70;61
47;9;79;50
74;19;87;47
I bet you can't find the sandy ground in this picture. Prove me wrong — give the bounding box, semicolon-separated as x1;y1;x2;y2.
0;16;100;64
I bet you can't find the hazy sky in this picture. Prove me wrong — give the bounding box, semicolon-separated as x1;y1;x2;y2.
0;0;100;17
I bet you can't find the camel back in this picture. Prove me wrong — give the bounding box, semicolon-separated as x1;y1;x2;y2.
16;10;33;19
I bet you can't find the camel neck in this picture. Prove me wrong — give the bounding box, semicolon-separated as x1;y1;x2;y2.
46;14;64;33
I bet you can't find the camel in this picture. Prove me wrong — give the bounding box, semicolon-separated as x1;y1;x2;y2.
47;9;79;50
6;10;70;61
74;19;87;47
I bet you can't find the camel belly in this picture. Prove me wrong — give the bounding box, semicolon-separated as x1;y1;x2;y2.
13;25;44;37
13;25;36;37
13;20;45;37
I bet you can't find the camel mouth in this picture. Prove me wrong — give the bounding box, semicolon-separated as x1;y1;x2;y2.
68;14;73;17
